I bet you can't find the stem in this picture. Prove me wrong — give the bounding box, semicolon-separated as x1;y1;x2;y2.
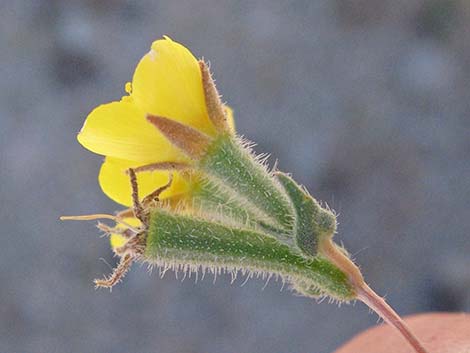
319;240;429;353
356;284;429;353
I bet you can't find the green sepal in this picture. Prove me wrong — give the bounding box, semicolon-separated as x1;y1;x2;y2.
199;134;295;233
276;172;337;257
190;176;256;226
144;208;355;300
189;176;296;247
290;279;324;298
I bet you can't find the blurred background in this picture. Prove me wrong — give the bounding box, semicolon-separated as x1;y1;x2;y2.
1;1;469;352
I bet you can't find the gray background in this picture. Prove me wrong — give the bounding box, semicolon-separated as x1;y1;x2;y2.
1;1;469;352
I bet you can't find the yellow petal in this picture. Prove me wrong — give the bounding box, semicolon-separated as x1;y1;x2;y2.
78;99;189;163
110;233;127;248
224;105;235;132
99;157;189;207
110;217;142;249
132;37;216;137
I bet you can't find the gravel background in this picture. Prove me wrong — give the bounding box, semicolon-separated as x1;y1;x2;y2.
1;1;469;352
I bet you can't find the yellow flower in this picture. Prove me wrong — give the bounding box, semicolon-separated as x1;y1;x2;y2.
77;37;233;207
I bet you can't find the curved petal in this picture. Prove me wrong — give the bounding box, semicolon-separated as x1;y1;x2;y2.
98;157;189;207
131;37;216;136
78;99;189;163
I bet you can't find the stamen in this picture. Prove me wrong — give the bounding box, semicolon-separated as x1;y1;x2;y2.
142;173;174;206
60;214;118;221
133;161;190;173
96;222;114;233
96;223;135;239
60;214;140;233
128;168;145;223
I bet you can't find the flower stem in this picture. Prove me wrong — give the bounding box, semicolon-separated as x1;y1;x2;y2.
356;284;429;353
319;240;429;353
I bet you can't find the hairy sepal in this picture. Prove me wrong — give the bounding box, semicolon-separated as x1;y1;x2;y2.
144;208;355;301
198;133;295;235
189;176;296;246
276;172;337;257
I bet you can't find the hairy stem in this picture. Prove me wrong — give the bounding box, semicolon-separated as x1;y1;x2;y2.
356;284;429;353
319;240;429;353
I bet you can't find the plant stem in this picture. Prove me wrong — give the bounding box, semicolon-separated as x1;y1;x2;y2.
356;283;429;353
319;240;429;353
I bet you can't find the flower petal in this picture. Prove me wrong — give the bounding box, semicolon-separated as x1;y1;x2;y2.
110;234;127;249
132;37;216;136
78;99;189;163
224;105;235;132
99;157;189;207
